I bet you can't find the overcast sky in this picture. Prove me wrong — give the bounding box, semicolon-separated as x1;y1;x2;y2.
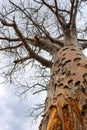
0;75;44;130
0;76;43;130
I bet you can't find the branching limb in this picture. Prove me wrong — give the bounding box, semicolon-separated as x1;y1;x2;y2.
42;0;66;29
9;0;51;40
80;42;87;50
42;0;55;14
0;43;22;51
1;19;53;68
54;0;58;16
77;39;87;49
14;49;53;68
33;0;42;4
69;0;78;28
78;39;87;42
9;0;64;47
69;0;75;26
14;56;30;64
33;88;46;95
0;35;62;53
18;83;47;97
0;37;20;42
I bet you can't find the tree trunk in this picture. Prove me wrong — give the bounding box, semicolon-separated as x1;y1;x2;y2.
39;44;87;130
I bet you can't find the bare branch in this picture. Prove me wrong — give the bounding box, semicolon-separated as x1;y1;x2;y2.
0;44;22;51
42;0;55;14
42;0;66;28
77;39;87;49
18;83;47;97
33;88;46;95
1;19;53;68
0;35;61;54
58;8;70;14
8;0;63;46
80;42;87;50
33;0;42;4
17;45;52;68
78;39;87;42
54;0;58;16
14;56;30;64
0;37;20;42
69;0;78;28
69;0;75;26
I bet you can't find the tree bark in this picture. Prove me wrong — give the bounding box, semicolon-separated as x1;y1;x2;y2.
39;44;87;130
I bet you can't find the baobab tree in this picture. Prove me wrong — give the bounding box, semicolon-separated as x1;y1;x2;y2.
0;0;87;130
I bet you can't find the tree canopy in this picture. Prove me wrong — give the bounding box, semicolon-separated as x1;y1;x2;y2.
0;0;87;119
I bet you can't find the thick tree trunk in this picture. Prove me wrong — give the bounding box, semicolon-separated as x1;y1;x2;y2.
39;44;87;130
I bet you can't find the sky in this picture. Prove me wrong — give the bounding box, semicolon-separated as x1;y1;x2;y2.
0;77;42;130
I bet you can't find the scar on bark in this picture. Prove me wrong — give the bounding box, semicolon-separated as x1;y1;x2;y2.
47;105;61;130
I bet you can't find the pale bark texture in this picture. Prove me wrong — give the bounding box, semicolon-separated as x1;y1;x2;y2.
39;45;87;130
0;0;87;130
